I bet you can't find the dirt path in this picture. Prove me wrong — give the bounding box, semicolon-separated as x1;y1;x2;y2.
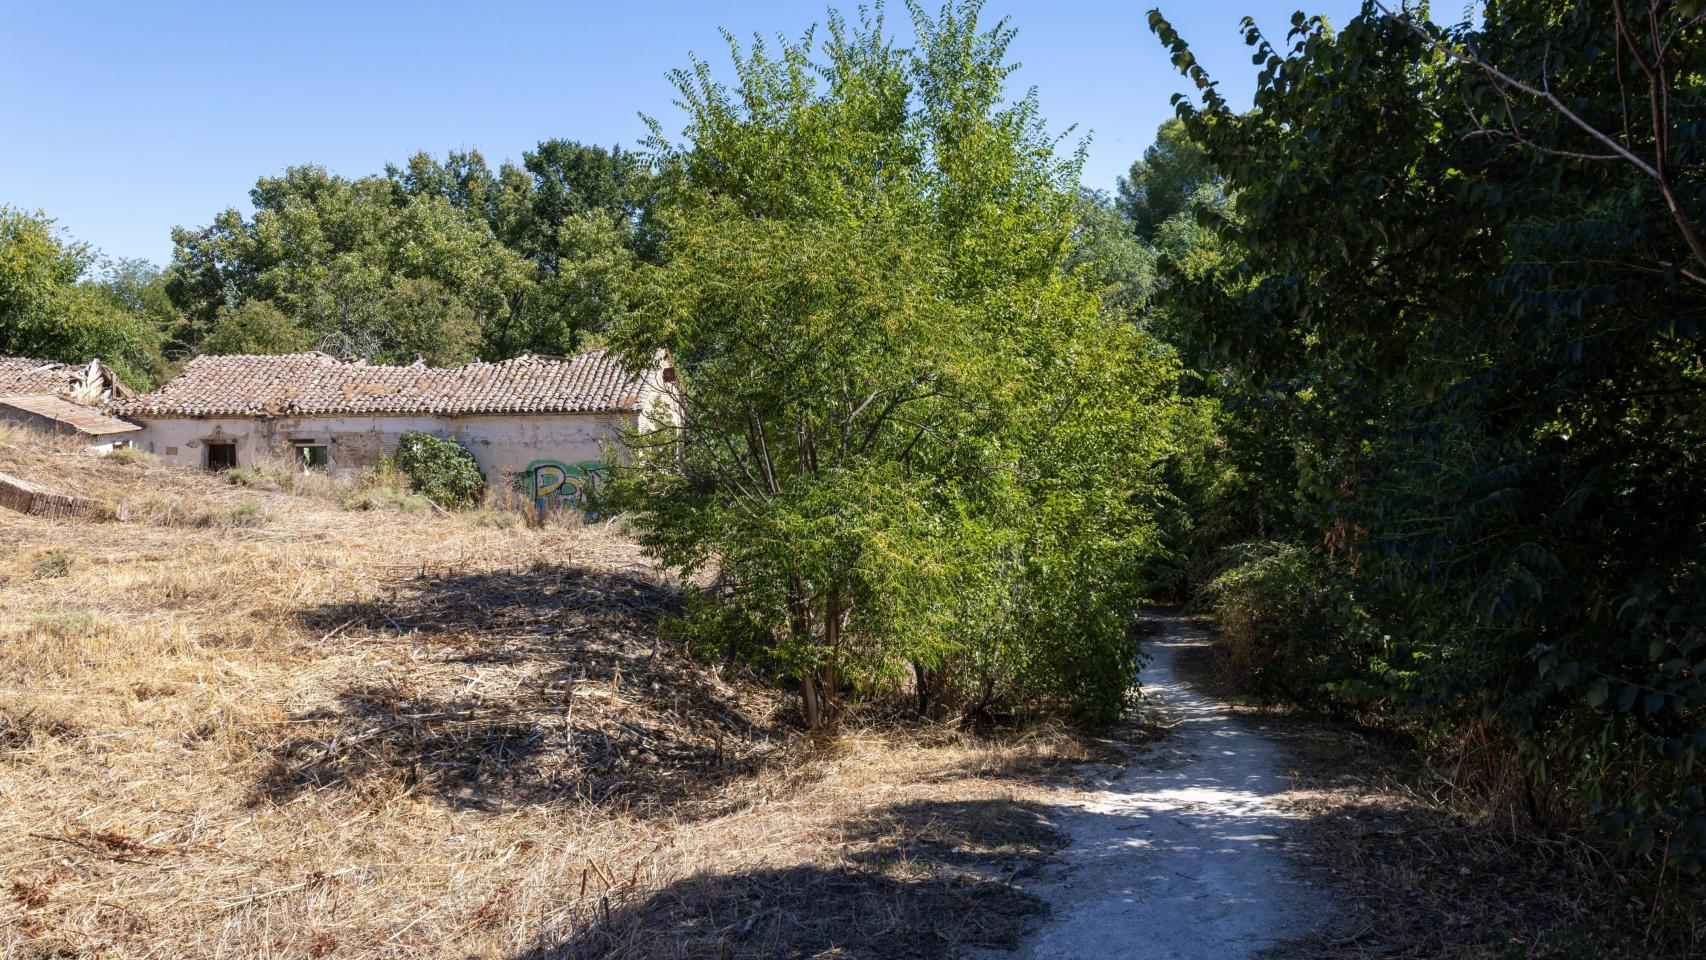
1000;615;1332;959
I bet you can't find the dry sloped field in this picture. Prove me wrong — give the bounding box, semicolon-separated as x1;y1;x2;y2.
0;431;1111;959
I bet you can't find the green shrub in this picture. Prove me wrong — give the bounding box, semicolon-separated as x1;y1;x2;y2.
210;498;268;528
1200;541;1344;704
30;549;74;580
391;432;485;509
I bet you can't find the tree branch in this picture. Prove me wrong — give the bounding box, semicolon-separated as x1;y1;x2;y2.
1376;1;1706;285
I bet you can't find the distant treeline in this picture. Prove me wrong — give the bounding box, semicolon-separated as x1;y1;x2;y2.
2;141;654;388
2;58;1179;392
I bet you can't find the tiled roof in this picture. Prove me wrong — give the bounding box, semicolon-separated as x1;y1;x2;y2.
0;357;134;405
0;394;142;435
0;357;82;396
117;350;658;418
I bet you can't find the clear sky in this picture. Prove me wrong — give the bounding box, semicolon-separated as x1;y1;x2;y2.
1;0;1367;267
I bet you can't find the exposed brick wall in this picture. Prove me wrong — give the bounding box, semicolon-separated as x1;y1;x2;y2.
0;471;127;521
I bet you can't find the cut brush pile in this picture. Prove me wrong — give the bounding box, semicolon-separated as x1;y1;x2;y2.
0;429;1113;959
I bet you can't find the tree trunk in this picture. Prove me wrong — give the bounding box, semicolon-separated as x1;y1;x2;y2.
913;660;936;717
800;668;823;730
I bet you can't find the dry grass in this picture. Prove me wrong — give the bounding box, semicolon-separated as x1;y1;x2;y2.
0;430;1110;959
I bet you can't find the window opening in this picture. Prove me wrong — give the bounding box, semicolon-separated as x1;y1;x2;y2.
294;442;329;471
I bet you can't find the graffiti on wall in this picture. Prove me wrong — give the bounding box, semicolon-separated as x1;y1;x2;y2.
522;459;608;515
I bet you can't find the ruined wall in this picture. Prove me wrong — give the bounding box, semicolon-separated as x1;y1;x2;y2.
0;471;126;520
132;413;630;507
0;405;135;455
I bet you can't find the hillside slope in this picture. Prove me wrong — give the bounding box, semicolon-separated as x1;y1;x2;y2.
0;432;1106;959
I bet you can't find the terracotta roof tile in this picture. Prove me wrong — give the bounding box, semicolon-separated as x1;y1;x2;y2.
0;357;135;405
117;350;656;419
0;394;142;435
0;357;84;396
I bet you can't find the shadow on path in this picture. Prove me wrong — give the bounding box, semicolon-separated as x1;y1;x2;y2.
516;798;1060;960
998;613;1333;960
514;615;1335;960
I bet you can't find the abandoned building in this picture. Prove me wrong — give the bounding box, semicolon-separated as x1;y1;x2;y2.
0;357;141;453
114;349;677;508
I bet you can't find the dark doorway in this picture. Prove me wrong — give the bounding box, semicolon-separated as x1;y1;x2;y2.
205;442;237;470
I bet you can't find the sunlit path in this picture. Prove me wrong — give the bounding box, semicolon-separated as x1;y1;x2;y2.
1000;614;1332;959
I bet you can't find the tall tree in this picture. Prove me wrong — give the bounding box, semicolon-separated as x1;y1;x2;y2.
166;164;536;364
1149;0;1706;868
1065;189;1157;316
1;206;167;387
1116;117;1216;242
607;1;1185;729
172;141;653;363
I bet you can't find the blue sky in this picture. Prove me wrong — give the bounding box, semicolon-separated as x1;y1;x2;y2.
2;0;1366;267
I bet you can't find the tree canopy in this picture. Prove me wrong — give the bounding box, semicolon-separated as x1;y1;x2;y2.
0;206;169;388
164;140;651;365
604;0;1188;728
1147;0;1706;872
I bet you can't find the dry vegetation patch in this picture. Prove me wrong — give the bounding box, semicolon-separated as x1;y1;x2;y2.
1;435;1113;959
1169;627;1705;960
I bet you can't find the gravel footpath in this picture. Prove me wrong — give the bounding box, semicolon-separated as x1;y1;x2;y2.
999;615;1333;959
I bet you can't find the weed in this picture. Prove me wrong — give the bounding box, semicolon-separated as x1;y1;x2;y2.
30;611;103;640
468;508;523;529
209;498;267;528
338;485;435;514
29;549;73;580
105;446;157;464
226;465;283;491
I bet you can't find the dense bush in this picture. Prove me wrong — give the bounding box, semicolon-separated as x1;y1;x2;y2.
392;431;484;509
607;2;1184;729
1198;542;1340;703
1152;2;1706;870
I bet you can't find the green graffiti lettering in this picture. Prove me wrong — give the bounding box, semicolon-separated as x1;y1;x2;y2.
521;459;607;513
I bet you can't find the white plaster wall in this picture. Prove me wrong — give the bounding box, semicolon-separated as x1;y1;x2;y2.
133;413;632;492
88;437;134;456
0;405;140;455
634;363;684;436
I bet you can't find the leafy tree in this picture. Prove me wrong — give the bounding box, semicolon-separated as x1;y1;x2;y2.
1150;0;1706;870
1065;189;1156;316
607;1;1184;729
1116;118;1216;242
0;205;84;346
376;278;482;365
167;164;536;363
492;211;637;357
175;140;652;363
198;300;312;355
92;258;178;331
0;205;167;387
511;140;656;264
